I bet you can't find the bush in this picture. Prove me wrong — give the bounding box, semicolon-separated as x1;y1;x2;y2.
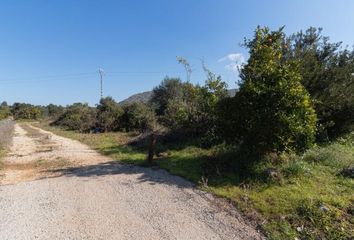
151;69;228;141
11;102;43;120
52;103;96;132
285;27;354;140
150;77;184;116
96;97;123;132
0;101;11;120
45;104;65;119
218;26;317;155
120;102;156;133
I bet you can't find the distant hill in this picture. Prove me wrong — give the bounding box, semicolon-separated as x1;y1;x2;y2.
119;89;237;105
119;91;153;105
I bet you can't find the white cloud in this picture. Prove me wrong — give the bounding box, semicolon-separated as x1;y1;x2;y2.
218;53;245;73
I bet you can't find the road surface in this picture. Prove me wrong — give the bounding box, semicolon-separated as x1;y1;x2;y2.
0;123;263;240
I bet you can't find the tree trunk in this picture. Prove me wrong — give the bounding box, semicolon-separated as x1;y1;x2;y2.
147;132;156;165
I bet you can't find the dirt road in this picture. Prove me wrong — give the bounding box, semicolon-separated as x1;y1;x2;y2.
0;123;263;240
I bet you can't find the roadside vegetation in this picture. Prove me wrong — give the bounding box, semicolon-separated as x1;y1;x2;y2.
39;122;354;240
0;119;15;169
2;26;354;239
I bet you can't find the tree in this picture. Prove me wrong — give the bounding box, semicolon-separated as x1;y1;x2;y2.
1;101;8;107
0;101;11;120
219;26;317;154
150;77;184;116
11;103;43;120
46;104;65;119
284;27;354;139
96;97;123;132
120;102;156;133
52;103;96;132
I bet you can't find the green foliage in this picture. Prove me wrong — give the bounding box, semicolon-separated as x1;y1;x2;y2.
302;135;354;169
150;77;184;116
0;101;11;120
151;69;228;140
284;27;354;140
218;26;317;154
45;104;65;119
120;102;156;132
296;199;352;239
11;102;43;120
52;103;96;132
96;97;123;132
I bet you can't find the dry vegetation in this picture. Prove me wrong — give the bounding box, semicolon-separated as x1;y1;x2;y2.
0;119;15;168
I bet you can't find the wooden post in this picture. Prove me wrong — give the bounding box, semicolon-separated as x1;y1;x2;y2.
147;132;156;165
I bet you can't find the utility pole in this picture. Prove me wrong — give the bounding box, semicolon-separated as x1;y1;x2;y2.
98;68;105;99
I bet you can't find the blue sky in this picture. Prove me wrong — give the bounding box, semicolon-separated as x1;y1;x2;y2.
1;0;353;106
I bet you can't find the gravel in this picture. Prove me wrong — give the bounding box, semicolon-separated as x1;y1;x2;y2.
0;124;263;240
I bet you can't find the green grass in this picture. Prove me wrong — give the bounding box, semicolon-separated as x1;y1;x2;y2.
36;123;148;164
37;122;354;239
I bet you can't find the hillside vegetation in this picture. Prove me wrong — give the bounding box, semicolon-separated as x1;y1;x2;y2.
119;89;236;105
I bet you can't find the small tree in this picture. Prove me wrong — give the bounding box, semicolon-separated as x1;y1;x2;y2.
120;102;156;133
150;77;184;116
46;104;65;119
96;97;123;132
53;103;96;132
0;101;11;120
219;26;317;154
284;27;354;139
11;103;43;120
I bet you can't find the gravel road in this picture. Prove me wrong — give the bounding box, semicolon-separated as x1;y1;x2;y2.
0;123;263;240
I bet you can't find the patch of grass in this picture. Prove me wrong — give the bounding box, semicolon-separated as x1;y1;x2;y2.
158;146;208;183
37;122;354;239
36;122;147;165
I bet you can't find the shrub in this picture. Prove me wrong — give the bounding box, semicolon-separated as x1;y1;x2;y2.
0;101;11;120
52;103;96;132
151;68;228;141
96;97;123;132
45;104;65;119
120;102;156;133
285;27;354;140
218;26;317;155
11;102;43;120
150;77;184;116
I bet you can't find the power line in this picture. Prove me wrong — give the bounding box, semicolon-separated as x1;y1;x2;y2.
0;72;97;83
0;70;181;85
